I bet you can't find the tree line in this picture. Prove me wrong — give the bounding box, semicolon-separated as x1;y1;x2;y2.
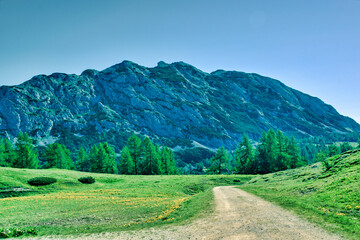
207;129;306;174
1;130;357;175
0;133;178;175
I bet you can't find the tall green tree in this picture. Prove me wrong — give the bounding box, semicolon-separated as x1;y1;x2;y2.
287;136;303;168
13;132;38;169
160;146;178;175
119;146;134;174
0;139;15;167
102;142;118;174
234;134;256;174
44;143;74;169
328;144;340;157
340;142;353;153
89;142;118;174
257;129;277;173
76;147;89;172
274;130;290;171
126;135;142;175
210;146;229;174
140;137;161;175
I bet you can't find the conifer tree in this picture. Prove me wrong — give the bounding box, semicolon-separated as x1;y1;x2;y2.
340;142;353;153
102;142;118;174
234;134;255;174
287;136;302;168
119;146;134;174
210;146;229;174
0;139;15;167
257;130;277;174
44;143;74;169
89;143;118;174
160;146;178;175
76;147;89;172
89;144;100;173
13;132;38;169
126;135;142;175
0;140;8;167
274;130;290;171
140;137;161;175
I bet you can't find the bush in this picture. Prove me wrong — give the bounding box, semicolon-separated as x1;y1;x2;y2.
28;177;57;186
78;176;95;184
0;227;37;238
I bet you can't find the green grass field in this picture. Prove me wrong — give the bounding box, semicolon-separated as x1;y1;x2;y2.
240;150;360;240
0;168;252;237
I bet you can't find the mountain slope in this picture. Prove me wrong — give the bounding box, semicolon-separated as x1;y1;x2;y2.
241;149;360;239
0;61;359;152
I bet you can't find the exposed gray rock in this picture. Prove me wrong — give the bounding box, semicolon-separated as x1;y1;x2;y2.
0;60;359;152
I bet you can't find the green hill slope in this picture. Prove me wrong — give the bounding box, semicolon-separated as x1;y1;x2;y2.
0;168;251;238
241;149;360;239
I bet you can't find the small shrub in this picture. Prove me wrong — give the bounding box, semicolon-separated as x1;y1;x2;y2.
0;227;37;238
78;176;95;184
28;177;57;186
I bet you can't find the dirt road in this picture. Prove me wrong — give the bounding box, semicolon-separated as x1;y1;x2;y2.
36;186;343;240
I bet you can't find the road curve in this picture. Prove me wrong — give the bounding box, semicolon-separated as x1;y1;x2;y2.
34;186;343;240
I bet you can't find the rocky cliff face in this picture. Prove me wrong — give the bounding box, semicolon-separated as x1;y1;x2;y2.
0;60;359;152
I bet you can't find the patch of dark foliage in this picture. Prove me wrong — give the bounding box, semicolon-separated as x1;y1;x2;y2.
78;176;95;184
28;177;57;186
0;227;37;238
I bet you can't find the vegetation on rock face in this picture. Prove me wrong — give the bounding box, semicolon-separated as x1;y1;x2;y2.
1;61;359;161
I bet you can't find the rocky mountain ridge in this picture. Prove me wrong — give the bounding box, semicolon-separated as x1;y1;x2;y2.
0;60;359;153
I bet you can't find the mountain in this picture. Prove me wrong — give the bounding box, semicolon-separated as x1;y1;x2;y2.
0;60;359;154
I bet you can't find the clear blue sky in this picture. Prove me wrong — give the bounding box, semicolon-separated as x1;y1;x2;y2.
1;0;359;122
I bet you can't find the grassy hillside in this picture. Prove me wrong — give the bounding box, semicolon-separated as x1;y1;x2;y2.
0;168;251;237
240;149;360;240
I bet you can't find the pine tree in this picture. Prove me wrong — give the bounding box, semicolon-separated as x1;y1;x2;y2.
3;139;15;166
102;142;118;174
340;142;353;153
257;130;277;174
89;143;118;174
234;134;255;174
119;146;134;174
44;143;74;169
0;140;8;167
274;130;290;171
160;146;178;175
328;144;340;157
76;147;89;172
89;144;100;172
126;135;142;175
210;146;229;174
140;137;161;175
13;132;38;169
287;136;302;168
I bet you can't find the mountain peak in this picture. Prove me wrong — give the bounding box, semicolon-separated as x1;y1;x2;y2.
0;60;358;153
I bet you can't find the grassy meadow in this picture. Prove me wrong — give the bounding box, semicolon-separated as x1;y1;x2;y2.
0;167;252;237
240;150;360;240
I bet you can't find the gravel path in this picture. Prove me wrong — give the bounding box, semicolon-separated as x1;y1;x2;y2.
32;186;343;240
